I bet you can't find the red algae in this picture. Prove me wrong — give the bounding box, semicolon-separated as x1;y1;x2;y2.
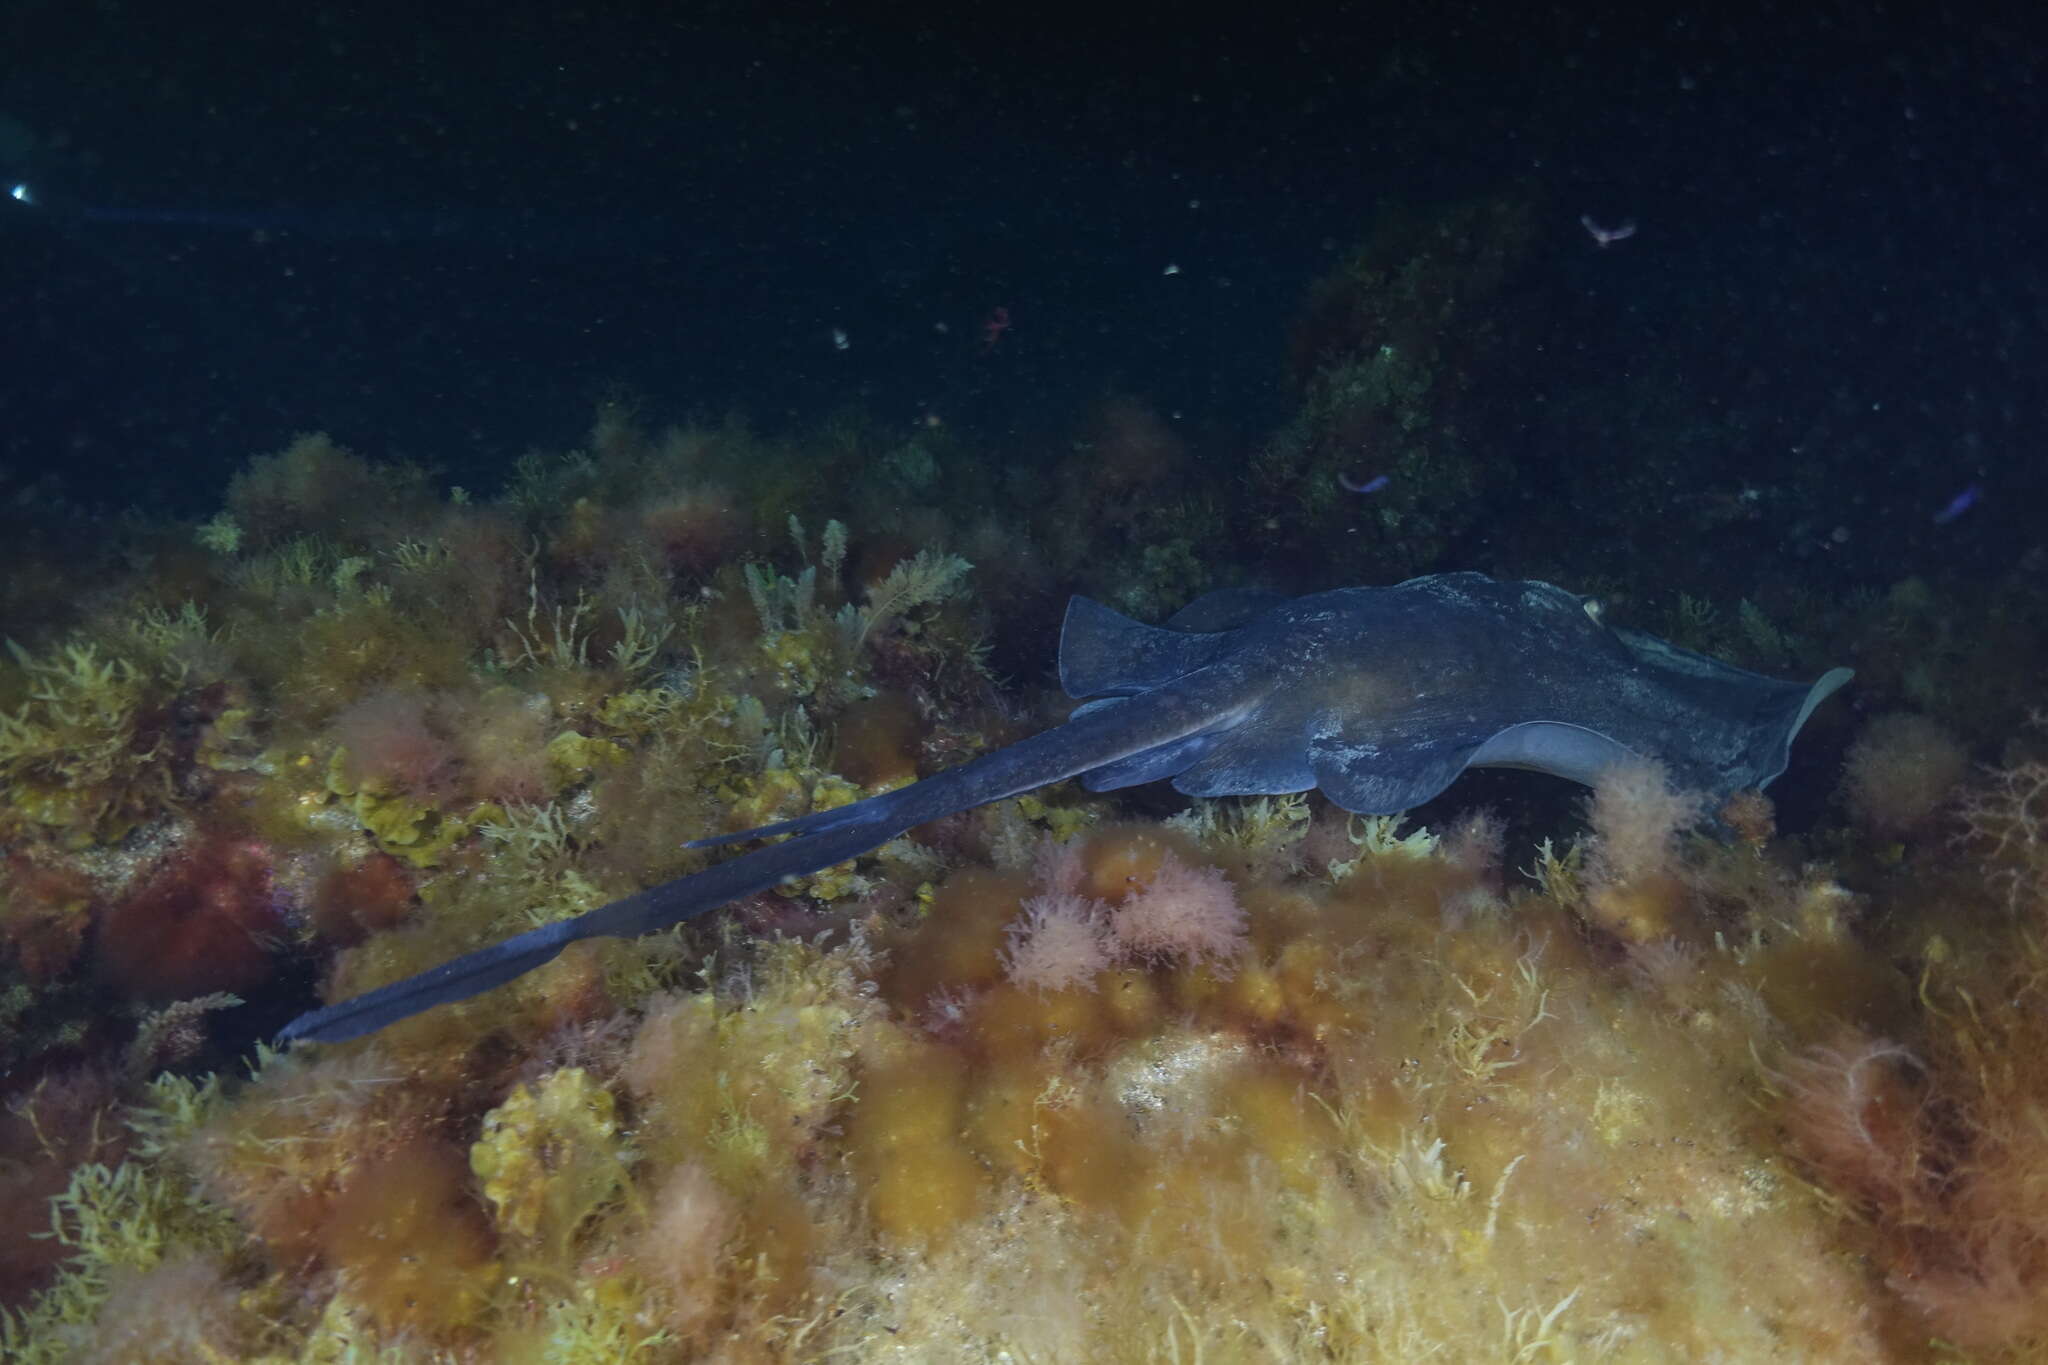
1000;893;1113;992
329;687;462;799
2;852;96;982
224;432;432;547
95;827;276;1001
638;488;745;581
310;850;417;946
0;1070;123;1309
1106;851;1249;967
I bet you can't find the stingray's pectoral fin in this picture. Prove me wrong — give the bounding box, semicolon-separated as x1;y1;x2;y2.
276;918;575;1045
1306;734;1479;816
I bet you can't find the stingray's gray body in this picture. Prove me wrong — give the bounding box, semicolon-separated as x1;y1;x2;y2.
279;572;1850;1044
1064;573;1850;810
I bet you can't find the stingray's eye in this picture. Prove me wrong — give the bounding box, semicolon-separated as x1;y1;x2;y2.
1583;598;1605;626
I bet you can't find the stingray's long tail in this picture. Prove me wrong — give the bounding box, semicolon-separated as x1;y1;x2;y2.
278;686;1223;1046
276;816;902;1045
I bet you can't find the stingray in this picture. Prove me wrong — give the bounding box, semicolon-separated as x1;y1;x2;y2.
279;572;1851;1044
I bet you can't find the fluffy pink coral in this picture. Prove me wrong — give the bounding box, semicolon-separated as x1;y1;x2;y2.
634;1162;739;1335
1001;894;1113;992
1779;1031;1929;1215
1441;808;1507;884
639;488;744;580
1585;757;1705;886
1841;711;1968;836
1955;750;2048;914
1109;853;1249;968
330;688;459;797
1031;835;1087;896
454;688;552;804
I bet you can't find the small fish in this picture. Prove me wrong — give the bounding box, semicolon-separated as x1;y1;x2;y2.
981;305;1012;351
1580;214;1636;248
1932;483;1981;525
1339;471;1391;495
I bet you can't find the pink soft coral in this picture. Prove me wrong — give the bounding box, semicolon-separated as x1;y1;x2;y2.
1585;757;1705;887
1001;894;1113;992
1955;749;2048;915
1030;835;1087;897
330;688;459;797
1109;852;1248;969
1779;1030;1929;1216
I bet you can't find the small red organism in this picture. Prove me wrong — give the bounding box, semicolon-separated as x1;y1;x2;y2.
329;688;460;798
450;688;551;806
1;853;96;982
639;488;744;581
1779;1031;1929;1217
1109;852;1250;969
310;851;417;947
980;305;1011;351
1001;894;1113;993
1717;788;1776;849
0;1069;124;1304
631;1162;740;1337
96;828;276;1000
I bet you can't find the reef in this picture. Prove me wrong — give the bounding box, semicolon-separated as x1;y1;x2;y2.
4;278;2048;1360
